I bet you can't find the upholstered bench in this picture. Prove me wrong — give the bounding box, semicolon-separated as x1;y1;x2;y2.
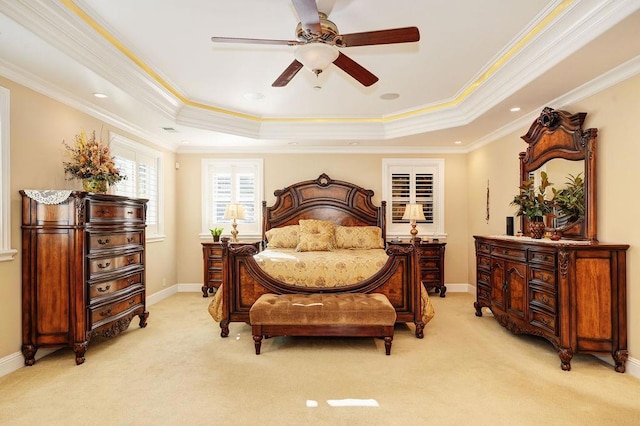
249;293;397;355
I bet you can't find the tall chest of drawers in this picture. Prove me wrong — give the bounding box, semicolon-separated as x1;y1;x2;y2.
473;236;628;372
20;191;148;365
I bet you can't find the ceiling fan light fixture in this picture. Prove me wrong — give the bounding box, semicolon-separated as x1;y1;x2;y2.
294;43;338;75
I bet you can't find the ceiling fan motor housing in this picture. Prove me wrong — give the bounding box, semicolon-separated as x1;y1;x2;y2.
296;12;339;43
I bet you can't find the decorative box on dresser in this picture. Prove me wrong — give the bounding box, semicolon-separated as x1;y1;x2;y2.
474;236;628;372
20;190;149;365
201;240;261;297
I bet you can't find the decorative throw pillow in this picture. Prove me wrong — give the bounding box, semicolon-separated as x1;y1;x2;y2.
296;219;336;252
335;226;385;249
266;225;299;249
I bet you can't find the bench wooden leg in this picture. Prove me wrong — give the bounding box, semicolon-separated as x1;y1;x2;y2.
384;336;393;355
253;334;263;355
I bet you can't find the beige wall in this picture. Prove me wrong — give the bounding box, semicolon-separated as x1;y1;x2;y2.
175;153;469;286
467;72;640;361
0;76;177;358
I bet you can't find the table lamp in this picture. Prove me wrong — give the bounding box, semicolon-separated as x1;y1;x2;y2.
402;203;426;240
223;203;245;242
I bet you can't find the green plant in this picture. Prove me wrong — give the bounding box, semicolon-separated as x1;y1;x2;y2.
551;173;585;223
210;227;224;237
510;171;554;219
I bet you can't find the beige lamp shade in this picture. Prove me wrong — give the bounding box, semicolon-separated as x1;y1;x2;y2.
402;204;426;221
223;203;245;220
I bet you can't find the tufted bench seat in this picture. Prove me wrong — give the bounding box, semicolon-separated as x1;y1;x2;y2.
249;293;397;355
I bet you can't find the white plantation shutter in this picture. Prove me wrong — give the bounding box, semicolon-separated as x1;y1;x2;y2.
383;159;444;237
110;134;163;238
203;159;263;236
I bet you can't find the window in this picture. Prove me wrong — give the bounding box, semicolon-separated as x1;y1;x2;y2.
0;87;16;261
110;133;164;240
382;158;445;238
202;159;263;237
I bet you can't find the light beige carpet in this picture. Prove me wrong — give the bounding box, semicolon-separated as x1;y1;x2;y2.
1;292;639;425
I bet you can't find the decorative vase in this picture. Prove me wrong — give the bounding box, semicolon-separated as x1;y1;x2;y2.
529;218;546;239
212;235;220;242
82;178;107;193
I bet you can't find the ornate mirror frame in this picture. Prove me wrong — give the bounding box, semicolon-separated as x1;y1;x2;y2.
519;107;597;241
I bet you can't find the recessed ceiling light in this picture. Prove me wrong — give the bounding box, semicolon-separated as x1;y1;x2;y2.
454;140;462;145
243;92;264;101
510;107;521;112
93;92;108;98
288;142;298;145
181;140;189;145
380;93;399;100
313;86;322;91
349;142;359;146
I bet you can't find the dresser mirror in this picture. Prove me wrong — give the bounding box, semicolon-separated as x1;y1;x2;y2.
518;107;597;241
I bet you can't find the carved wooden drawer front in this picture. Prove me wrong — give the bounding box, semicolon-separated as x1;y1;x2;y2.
477;242;491;254
89;292;144;327
491;246;526;261
88;202;144;223
89;252;142;277
477;282;491;300
529;308;557;335
419;247;440;257
528;249;556;267
477;255;490;271
208;269;223;283
89;272;143;300
529;287;557;313
529;267;556;290
89;232;143;251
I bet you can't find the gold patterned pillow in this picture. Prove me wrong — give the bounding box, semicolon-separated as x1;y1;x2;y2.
335;226;385;249
296;219;336;252
266;225;299;249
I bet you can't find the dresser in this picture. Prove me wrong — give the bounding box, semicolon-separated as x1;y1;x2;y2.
201;240;261;297
474;236;628;372
20;191;148;365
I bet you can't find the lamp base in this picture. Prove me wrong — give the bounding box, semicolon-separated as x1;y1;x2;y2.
231;220;239;242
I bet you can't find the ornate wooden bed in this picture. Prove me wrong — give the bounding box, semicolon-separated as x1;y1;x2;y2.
209;174;431;338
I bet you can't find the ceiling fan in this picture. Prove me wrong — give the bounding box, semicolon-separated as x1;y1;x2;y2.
210;0;420;87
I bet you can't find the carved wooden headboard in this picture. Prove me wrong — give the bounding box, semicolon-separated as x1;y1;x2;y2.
262;173;386;239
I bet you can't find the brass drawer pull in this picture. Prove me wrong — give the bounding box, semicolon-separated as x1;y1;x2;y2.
127;237;135;243
129;299;136;305
97;285;111;293
128;278;136;285
98;209;109;215
126;257;136;265
97;238;110;246
126;210;134;215
540;295;550;304
97;262;111;269
99;309;112;317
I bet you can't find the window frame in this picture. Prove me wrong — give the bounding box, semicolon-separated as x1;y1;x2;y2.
201;158;264;239
382;158;445;239
0;86;17;261
110;132;164;242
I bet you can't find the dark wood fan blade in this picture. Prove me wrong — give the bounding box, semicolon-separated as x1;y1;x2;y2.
272;60;304;87
211;36;300;46
292;0;321;35
337;27;420;47
333;52;378;87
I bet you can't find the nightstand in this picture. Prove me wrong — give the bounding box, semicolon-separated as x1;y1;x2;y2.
388;238;447;297
201;240;261;297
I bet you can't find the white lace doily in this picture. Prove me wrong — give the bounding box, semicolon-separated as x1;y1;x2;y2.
23;190;73;205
